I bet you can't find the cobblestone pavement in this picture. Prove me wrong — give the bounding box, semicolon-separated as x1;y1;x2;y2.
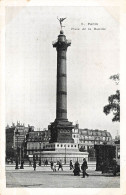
6;165;120;188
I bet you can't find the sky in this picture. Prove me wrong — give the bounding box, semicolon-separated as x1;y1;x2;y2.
5;6;120;138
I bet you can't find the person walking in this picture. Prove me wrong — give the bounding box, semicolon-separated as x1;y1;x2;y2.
45;159;48;166
20;160;24;169
73;161;80;176
81;158;89;178
53;161;57;172
39;159;41;166
70;160;73;170
58;160;63;171
50;160;54;170
33;160;36;171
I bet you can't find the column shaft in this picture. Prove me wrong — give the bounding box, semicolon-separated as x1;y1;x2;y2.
56;48;67;120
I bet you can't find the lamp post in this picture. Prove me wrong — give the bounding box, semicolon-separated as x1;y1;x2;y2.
19;146;21;164
15;129;20;169
39;142;41;166
19;145;24;169
64;144;66;164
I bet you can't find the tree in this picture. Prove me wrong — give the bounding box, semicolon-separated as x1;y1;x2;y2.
103;74;120;122
109;74;119;85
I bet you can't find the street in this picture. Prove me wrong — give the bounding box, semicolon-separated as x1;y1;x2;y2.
6;165;120;188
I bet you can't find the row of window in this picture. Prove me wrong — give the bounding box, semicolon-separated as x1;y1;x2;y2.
79;135;111;141
79;130;111;136
72;129;79;133
73;134;111;139
28;138;48;142
80;140;106;144
43;145;55;148
27;144;41;149
56;144;77;148
28;147;39;150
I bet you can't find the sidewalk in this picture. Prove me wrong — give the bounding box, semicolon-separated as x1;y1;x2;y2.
6;163;120;188
6;161;96;171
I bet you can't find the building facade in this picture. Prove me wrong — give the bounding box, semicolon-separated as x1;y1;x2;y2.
6;122;113;161
71;123;112;152
78;129;112;151
6;125;15;160
26;126;112;159
6;122;34;161
72;123;79;144
26;130;49;157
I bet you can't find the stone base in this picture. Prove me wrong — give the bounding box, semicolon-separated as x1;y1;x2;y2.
49;119;74;143
40;150;88;164
40;142;88;164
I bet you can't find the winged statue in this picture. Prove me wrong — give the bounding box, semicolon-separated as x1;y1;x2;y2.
57;17;67;30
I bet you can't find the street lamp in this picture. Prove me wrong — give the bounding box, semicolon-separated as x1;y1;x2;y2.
39;141;41;166
15;129;20;169
20;145;24;169
64;144;66;164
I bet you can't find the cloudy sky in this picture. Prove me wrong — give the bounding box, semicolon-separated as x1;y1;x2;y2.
5;6;120;138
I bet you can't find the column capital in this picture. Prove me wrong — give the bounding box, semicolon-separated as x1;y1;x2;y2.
52;34;71;50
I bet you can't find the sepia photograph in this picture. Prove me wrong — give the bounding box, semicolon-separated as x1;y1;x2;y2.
4;6;120;189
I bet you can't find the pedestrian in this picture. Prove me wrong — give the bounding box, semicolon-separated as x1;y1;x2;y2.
53;161;57;172
33;160;36;171
20;160;24;169
45;159;48;166
81;158;89;178
15;159;19;169
70;160;73;170
39;159;41;166
50;160;54;170
73;161;80;176
58;160;63;171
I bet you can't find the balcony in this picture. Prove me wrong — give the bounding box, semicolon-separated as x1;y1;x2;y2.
52;39;58;46
52;39;71;47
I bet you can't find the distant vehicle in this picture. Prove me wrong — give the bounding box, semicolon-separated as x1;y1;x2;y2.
94;143;120;176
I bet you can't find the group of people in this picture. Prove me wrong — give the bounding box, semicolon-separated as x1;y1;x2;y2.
50;158;89;178
32;158;89;177
50;160;63;171
33;159;64;171
72;158;89;178
32;159;48;170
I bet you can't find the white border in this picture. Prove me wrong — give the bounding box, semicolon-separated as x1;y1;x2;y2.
0;0;126;195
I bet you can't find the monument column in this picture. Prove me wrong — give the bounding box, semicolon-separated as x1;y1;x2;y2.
49;19;74;143
42;18;88;164
53;30;71;121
